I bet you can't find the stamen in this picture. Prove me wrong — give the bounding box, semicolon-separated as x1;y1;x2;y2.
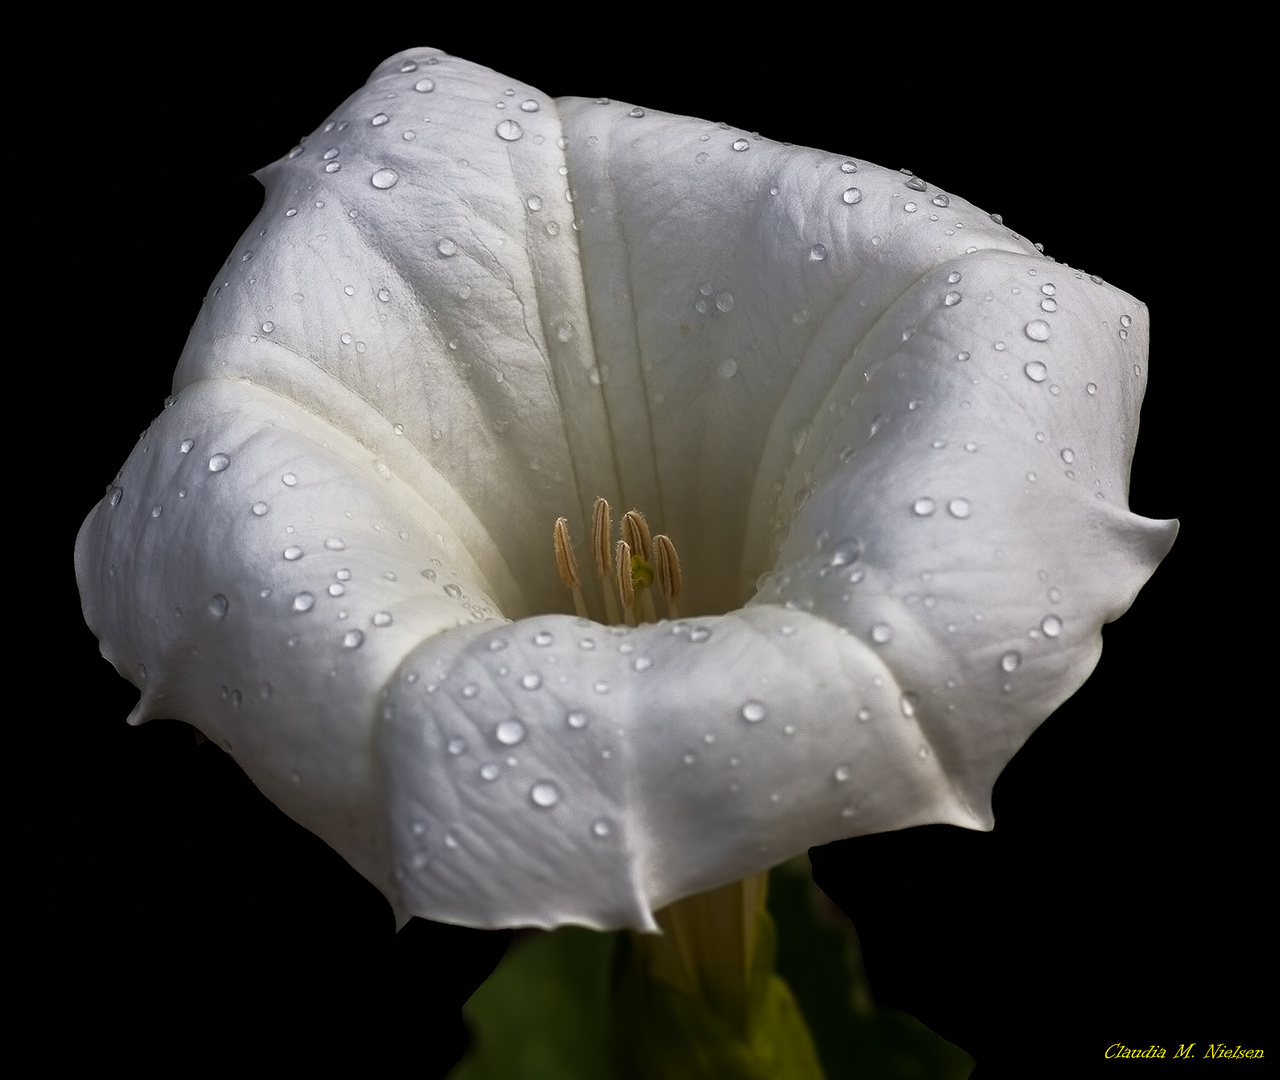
622;510;653;563
553;517;589;619
653;534;682;620
593;497;620;625
615;539;636;626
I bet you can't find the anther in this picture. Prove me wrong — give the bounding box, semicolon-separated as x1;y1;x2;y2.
653;534;682;620
592;497;620;625
622;510;653;564
615;539;636;626
553;517;588;619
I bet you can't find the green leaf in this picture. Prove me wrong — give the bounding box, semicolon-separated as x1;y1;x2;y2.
770;857;975;1080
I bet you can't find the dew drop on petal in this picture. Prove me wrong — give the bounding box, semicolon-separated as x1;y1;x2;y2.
591;819;611;838
533;631;554;646
566;710;588;730
283;545;303;561
530;781;560;808
828;538;862;567
370;168;399;189
1086;382;1098;395
208;453;230;472
521;673;542;690
900;692;919;717
913;497;936;516
842;187;863;205
480;763;500;782
1025;319;1052;342
741;700;766;723
944;291;962;306
325;538;346;551
1025;360;1048;383
871;623;893;644
373;611;393;627
1041;614;1063;638
447;737;467;756
208;595;228;618
342;629;365;649
251;501;269;517
1061;448;1076;464
496;719;526;746
932;193;950;207
808;243;827;262
292;592;315;613
1001;650;1022;672
437;238;457;257
732;138;750;151
834;765;851;782
414;77;435;92
495;119;523;141
947;498;972;519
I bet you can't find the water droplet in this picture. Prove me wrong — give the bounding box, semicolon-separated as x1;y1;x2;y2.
292;592;315;613
932;193;950;207
956;351;970;362
1061;448;1076;464
741;700;766;723
689;627;711;642
566;711;588;730
900;692;919;717
1041;614;1063;638
371;112;389;127
857;707;871;722
324;537;346;551
414;78;435;93
808;243;827;262
829;538;862;568
1024;360;1048;383
496;719;526;746
530;780;560;808
840;161;858;173
944;291;962;306
906;175;927;191
682;751;697;766
150;504;163;519
871;623;893;644
521;673;542;690
447;737;467;756
480;763;500;781
591;819;611;838
715;290;735;312
1025;319;1052;342
495;119;523;141
1001;650;1022;672
437;238;457;257
947;498;972;519
208;453;230;472
342;629;365;649
444;583;463;600
912;497;936;516
372;611;393;627
336;569;351;581
834;765;851;782
732;138;750;151
1120;314;1132;328
208;594;229;618
842;187;863;205
716;357;738;379
371;168;399;189
445;833;458;849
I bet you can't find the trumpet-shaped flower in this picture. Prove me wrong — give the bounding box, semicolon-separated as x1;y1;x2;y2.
76;48;1176;933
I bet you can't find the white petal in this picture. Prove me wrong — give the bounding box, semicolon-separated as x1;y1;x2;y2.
77;49;1175;931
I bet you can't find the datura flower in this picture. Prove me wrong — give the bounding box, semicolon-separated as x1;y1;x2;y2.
76;48;1175;934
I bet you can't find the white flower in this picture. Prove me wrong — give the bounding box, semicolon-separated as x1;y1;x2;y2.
76;48;1176;932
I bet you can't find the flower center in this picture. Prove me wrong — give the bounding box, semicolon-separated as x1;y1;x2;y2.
554;497;683;626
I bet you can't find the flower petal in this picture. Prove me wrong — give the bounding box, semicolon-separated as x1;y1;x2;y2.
77;49;1175;932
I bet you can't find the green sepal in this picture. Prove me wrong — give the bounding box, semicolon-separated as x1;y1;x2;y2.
609;904;825;1080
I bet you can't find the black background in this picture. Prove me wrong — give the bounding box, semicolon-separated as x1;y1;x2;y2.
25;28;1261;1076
